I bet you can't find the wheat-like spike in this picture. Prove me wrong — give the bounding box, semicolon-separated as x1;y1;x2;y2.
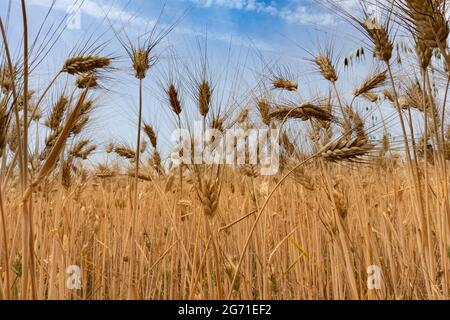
384;89;394;102
45;96;68;130
105;143;114;154
405;0;449;49
353;70;387;97
345;107;367;142
363;19;393;62
402;81;437;115
140;140;148;154
39;128;59;161
168;83;182;115
70;115;90;136
143;123;157;149
236;107;249;124
332;187;348;219
70;139;90;158
211;116;224;131
31;105;42;122
79;145;96;160
79;100;94;116
0;65;15;93
63;55;111;75
0;98;8;153
270;103;332;122
70;141;96;160
381;132;390;156
198;80;212;117
114;145;136;161
132;48;150;80
361;92;379;103
17;90;35;112
150;151;163;175
61;160;72;190
6;122;19;152
95;164;115;178
415;38;433;69
315;55;338;82
257;99;271;126
76;73;98;89
240;164;260;178
272;78;298;91
196;175;221;217
281;132;296;156
319;136;374;162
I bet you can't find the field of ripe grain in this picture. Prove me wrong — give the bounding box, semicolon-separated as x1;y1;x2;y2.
1;0;450;300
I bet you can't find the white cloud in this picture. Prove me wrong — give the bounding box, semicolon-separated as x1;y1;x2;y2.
185;0;359;26
19;0;272;51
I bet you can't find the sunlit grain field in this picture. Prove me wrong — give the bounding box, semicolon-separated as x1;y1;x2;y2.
1;0;450;300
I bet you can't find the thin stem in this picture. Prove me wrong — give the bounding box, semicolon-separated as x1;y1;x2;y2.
128;78;144;299
20;0;37;300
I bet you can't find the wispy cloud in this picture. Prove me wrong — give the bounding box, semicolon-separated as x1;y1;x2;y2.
20;0;272;51
185;0;358;26
185;0;335;25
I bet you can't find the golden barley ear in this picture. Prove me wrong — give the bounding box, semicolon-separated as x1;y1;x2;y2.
0;98;8;154
405;0;449;49
240;164;260;178
95;164;115;178
143;123;158;149
132;48;150;80
236;107;249;124
353;70;387;97
270;103;332;123
114;144;136;161
168;83;182;115
319;136;374;162
63;55;111;75
257;99;271;126
363;19;393;62
0;65;15;93
315;55;338;82
211;116;224;131
198;80;212;117
45;96;68;130
272;78;298;91
61;159;72;190
76;73;98;89
196;174;221;218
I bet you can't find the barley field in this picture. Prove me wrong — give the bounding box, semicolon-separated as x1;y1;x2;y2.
0;0;450;300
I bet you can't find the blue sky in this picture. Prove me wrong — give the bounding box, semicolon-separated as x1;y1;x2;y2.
2;0;373;159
